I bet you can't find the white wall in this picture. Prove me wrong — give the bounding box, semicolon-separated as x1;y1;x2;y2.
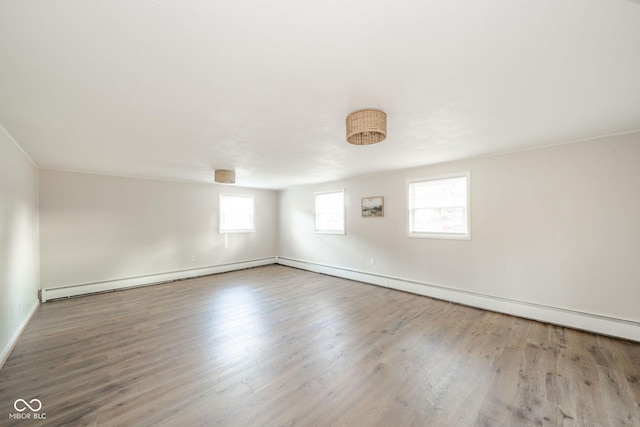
279;133;640;337
39;170;278;291
0;127;40;366
11;132;640;343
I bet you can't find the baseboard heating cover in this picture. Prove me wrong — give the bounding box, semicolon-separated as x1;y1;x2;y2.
276;257;640;343
41;257;277;302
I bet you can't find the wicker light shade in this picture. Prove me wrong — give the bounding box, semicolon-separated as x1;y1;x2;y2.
346;109;387;145
214;169;236;184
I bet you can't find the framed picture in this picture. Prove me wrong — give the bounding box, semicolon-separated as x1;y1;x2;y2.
361;196;384;217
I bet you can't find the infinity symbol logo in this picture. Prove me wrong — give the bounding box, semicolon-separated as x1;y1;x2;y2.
14;398;42;412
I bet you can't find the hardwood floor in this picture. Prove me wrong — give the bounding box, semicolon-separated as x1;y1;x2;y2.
1;265;639;426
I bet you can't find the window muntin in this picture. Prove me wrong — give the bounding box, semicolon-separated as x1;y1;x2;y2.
219;194;255;233
407;172;470;239
315;189;345;234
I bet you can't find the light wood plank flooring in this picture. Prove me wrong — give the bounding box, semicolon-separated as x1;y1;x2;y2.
1;265;639;426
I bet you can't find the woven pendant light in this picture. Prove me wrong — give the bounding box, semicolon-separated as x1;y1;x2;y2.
214;169;235;184
346;109;387;145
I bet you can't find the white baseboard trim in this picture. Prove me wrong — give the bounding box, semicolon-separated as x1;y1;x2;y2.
41;257;277;302
1;300;39;370
276;257;640;343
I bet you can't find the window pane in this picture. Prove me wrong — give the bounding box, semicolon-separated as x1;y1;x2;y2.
317;212;343;231
409;173;469;238
317;191;343;213
220;195;254;232
412;207;467;233
315;190;344;233
412;177;467;209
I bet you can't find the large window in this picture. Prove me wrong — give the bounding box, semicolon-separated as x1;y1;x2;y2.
407;172;470;239
315;189;345;234
219;194;254;233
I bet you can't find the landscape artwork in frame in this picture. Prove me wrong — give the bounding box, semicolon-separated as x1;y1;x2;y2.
362;196;384;217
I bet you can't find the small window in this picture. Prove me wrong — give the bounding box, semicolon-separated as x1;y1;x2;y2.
315;189;345;234
407;172;470;239
219;194;254;233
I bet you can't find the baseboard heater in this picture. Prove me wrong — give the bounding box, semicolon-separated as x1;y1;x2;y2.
40;257;277;302
276;256;640;343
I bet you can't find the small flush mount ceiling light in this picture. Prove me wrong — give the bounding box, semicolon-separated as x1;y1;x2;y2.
214;169;236;184
346;109;387;145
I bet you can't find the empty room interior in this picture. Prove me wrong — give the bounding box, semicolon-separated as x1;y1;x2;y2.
1;1;640;425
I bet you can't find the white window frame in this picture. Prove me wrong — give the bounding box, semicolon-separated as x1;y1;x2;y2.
219;193;255;234
315;189;346;235
407;171;471;240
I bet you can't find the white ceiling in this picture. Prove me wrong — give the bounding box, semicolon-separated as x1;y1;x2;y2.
1;0;640;189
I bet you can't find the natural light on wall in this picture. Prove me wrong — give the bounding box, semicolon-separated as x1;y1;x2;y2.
407;172;470;239
315;189;345;234
219;194;255;233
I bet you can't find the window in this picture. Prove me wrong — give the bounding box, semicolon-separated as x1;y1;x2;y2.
407;172;470;239
219;194;254;233
315;189;345;234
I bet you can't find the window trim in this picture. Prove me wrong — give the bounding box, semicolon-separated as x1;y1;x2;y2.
315;189;346;235
218;193;255;234
406;171;471;240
